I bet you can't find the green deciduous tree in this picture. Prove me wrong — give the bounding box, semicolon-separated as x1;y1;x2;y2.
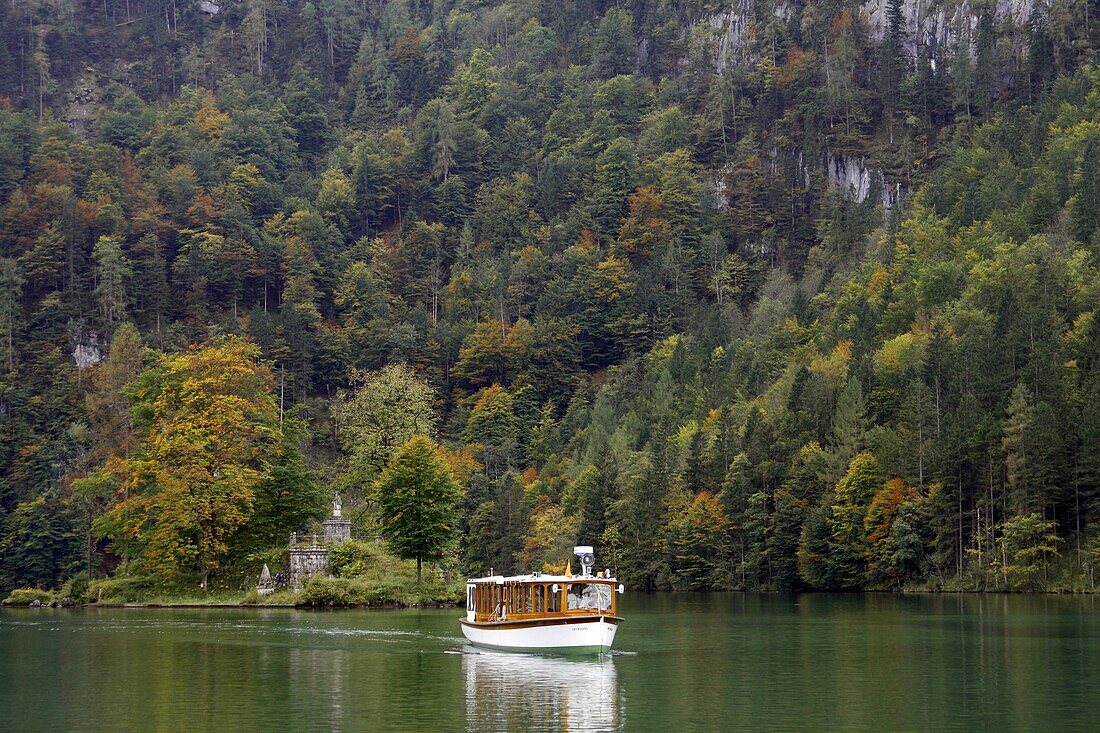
375;434;463;582
333;363;437;487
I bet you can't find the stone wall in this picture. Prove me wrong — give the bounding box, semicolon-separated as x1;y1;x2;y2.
288;540;329;590
323;518;352;544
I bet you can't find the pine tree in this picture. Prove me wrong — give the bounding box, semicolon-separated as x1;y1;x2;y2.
92;236;131;329
0;258;23;374
1003;383;1064;517
828;376;867;482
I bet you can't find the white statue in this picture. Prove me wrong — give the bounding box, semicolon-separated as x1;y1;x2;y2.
332;492;341;518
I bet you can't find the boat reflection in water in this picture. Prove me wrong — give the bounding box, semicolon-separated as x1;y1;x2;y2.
463;648;622;732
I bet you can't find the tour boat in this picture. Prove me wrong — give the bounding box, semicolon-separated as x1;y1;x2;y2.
460;546;624;653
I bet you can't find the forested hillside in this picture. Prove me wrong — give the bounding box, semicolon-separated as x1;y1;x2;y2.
1;0;1099;596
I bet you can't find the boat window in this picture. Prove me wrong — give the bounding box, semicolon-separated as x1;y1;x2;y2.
547;585;561;613
567;583;612;611
534;585;544;613
467;587;474;612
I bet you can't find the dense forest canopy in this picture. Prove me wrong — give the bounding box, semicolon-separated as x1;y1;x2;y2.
1;0;1099;595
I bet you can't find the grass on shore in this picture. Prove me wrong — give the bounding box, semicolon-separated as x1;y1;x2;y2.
2;540;464;608
299;540;464;607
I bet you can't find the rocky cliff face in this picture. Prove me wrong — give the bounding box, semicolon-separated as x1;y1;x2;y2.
825;153;901;209
704;0;1037;70
702;0;1034;212
861;0;1036;49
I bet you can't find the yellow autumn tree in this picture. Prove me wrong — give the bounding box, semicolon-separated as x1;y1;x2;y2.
864;477;923;587
94;337;282;592
614;185;668;262
193;91;229;139
519;496;579;573
665;491;732;590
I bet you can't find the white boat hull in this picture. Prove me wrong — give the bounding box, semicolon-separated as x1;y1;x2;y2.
460;616;620;653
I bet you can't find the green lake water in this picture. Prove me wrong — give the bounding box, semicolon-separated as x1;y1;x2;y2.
1;593;1098;732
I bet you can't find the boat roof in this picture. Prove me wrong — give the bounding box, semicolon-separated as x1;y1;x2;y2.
465;573;617;584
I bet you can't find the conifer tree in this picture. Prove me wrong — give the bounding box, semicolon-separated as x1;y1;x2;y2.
1003;383;1064;517
92;236;131;329
0;258;21;375
879;0;907;138
828;376;867;482
828;451;882;588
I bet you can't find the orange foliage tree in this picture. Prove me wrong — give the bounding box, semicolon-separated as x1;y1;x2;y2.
93;337;283;592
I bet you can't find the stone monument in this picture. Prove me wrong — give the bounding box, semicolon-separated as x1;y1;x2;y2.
323;492;352;544
257;563;275;596
288;532;329;590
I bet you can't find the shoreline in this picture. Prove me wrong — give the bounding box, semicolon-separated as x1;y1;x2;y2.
1;600;464;609
5;588;1100;610
91;601;461;609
